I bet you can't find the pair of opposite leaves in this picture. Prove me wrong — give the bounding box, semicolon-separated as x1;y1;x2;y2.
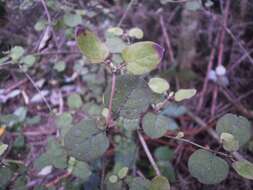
75;27;164;75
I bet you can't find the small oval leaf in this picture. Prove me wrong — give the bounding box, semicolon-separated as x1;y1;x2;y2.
127;27;144;39
148;77;170;94
122;41;164;75
76;27;109;64
232;160;253;180
220;132;239;152
174;89;196;102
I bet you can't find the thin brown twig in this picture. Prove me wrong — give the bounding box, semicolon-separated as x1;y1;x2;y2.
19;66;52;112
117;0;136;27
40;0;60;50
219;87;253;119
165;135;232;158
159;15;175;64
137;131;161;176
196;38;217;111
46;172;71;188
211;0;230;117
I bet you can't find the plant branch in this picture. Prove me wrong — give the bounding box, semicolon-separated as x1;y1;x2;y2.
159;15;175;64
187;110;245;161
165;135;232;158
137;131;161;176
117;0;136;27
107;72;116;127
19;65;52;112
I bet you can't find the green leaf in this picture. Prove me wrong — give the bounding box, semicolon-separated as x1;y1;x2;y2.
122;117;139;131
55;112;73;127
157;161;176;183
76;28;109;64
127;27;144;39
14;106;27;122
64;119;109;162
34;20;47;31
162;104;187;118
105;36;127;53
109;175;118;183
104;75;161;119
154;146;174;161
64;13;82;27
220;132;239;152
107;27;124;36
185;0;202;11
0;143;8;156
148;77;170;94
216;113;251;147
122;41;164;75
12;176;27;190
128;177;151;190
67;93;82;109
54;61;66;72
10;46;25;61
34;138;68;170
174;89;196;102
55;112;73;137
149;176;170;190
188;149;229;184
118;167;129;179
72;160;91;181
0;167;13;188
115;136;138;168
21;55;36;67
232;160;253;180
143;113;173;138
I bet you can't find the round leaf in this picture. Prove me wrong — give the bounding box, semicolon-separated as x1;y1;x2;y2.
109;175;118;183
232;160;253;180
72;160;91;181
105;36;127;53
67;93;82;109
118;167;129;179
104;75;162;119
149;176;170;190
220;132;239;152
148;77;170;94
188;149;229;184
185;0;202;11
174;89;196;102
142;113;171;138
64;13;82;27
21;55;36;66
10;46;25;61
127;27;144;39
216;113;251;147
122;41;164;75
154;146;174;161
128;177;151;190
64;119;109;162
76;27;109;64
